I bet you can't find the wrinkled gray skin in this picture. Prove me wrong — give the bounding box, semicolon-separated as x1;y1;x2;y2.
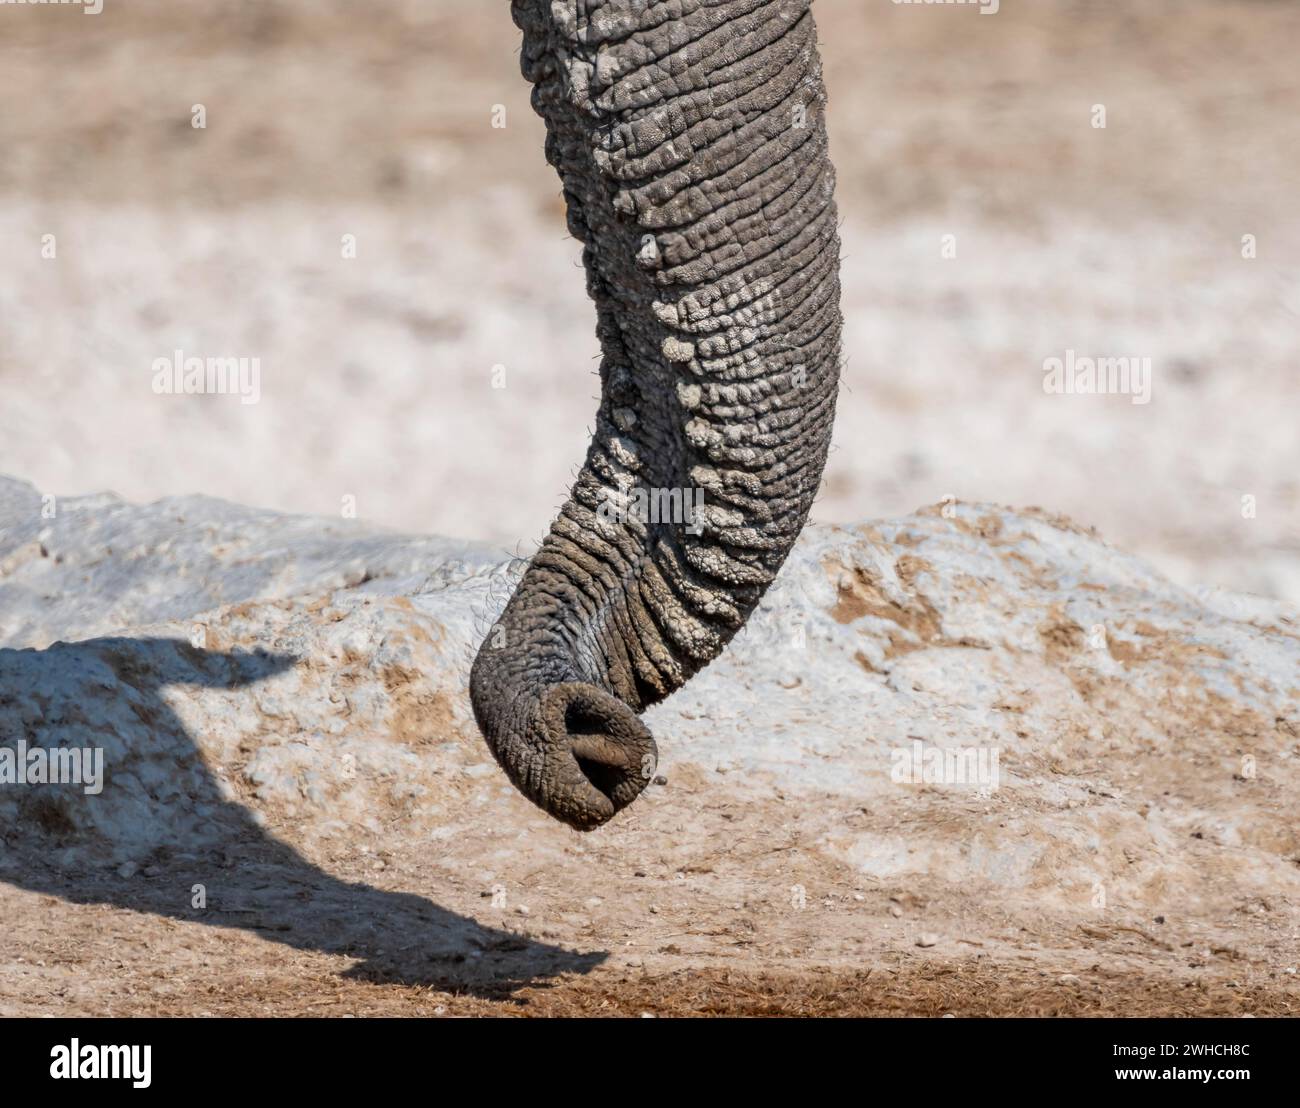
471;0;842;830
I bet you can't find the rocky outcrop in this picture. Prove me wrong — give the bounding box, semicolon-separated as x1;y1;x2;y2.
1;476;1296;991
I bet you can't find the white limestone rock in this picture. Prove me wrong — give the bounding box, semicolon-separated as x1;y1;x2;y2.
0;477;1296;929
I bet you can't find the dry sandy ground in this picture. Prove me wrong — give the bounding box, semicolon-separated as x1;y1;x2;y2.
1;0;1297;600
3;800;1295;1017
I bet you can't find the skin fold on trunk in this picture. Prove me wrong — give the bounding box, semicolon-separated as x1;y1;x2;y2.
470;0;842;830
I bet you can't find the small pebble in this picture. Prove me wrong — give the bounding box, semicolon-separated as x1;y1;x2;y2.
916;933;938;948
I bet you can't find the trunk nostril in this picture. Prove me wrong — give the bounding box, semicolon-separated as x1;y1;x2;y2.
573;751;628;803
567;703;638;801
535;681;657;820
564;701;610;742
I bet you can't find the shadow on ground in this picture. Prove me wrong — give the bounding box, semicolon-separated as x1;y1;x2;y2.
0;637;603;994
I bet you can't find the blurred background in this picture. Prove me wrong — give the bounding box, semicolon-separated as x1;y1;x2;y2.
1;0;1296;599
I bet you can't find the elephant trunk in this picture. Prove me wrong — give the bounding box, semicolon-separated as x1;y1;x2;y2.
470;0;842;830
